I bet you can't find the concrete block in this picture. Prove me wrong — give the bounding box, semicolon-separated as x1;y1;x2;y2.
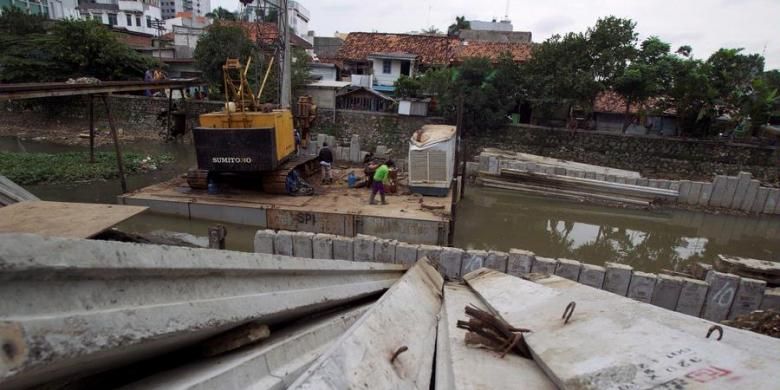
478;155;490;172
686;182;703;205
690;262;713;280
698;182;713;206
353;234;377;262
349;134;361;163
720;175;740;208
554;258;582;281
418;245;443;264
739;180;761;212
461;249;488;275
488;157;499;174
702;271;740;322
751;187;770;214
627;271;657;303
730;172;753;209
648;179;660;188
373;239;397;263
651;274;684;310
507;249;535;276
606;175;617;182
615;176;626;184
312;234;334;259
636;178;649;187
764;188;780;214
485;250;508;272
760;288;780;311
554;167;566;176
577;264;606;289
595;173;606;181
439;247;465;279
332;236;354;261
253;229;276;254
603;262;633;296
526;162;538;172
543;166;556;175
677;180;692;203
669;181;680;191
625;177;638;186
574;170;586;178
530;256;558;274
274;230;293;256
709;175;728;206
585;171;596;180
658;180;672;189
676;278;709;317
728;277;767;319
394;242;419;267
292;232;314;258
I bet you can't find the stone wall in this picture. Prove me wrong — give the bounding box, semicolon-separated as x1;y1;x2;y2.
465;124;780;183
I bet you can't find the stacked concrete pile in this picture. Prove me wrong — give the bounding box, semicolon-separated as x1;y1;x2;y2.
255;230;780;322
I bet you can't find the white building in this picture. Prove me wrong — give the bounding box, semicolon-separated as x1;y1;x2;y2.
366;52;416;93
78;0;163;36
468;19;513;32
48;0;81;19
159;0;209;20
0;0;79;18
243;0;309;41
164;11;209;57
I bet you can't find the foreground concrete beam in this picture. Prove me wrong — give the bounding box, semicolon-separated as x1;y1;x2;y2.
728;277;766;319
702;271;740;322
577;264;606;289
464;269;780;389
507;249;535;276
603;262;633;296
0;234;405;389
676;278;709;317
435;283;554;390
627;271;656;303
290;259;443;389
124;305;371;389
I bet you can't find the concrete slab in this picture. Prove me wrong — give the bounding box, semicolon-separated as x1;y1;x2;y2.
312;233;334;259
669;181;680;191
603;262;633;296
394;242;419;267
585;171;596;180
720;175;739;208
675;278;709;317
332;236;353;261
461;249;488;275
730;172;753;209
636;177;649;187
658;180;672;190
485;250;508;273
702;271;740;322
465;270;780;389
595;173;606;181
760;288;780;311
274;230;294;256
751;187;770;214
616;176;627;184
764;188;780;215
121;196;190;218
253;229;276;254
418;245;443;266
373;238;397;263
0;233;405;389
740;180;761;212
353;234;376;262
488;157;499;174
554;258;581;281
190;203;267;227
507;249;535;276
728;277;767;319
651;274;684;310
439;247;465;280
709;175;728;207
686;182;703;205
530;256;558;274
123;305;371;390
606;175;617;183
677;180;691;203
627;271;657;303
290;260;443;389
292;232;314;258
577;264;606;289
625;177;638;186
435;283;555;390
698;183;713;206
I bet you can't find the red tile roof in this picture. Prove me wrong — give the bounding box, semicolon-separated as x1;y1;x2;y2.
218;21;312;49
337;33;458;65
453;40;533;63
594;90;676;116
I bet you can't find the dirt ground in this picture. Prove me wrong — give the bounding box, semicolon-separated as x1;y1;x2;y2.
0;117;163;146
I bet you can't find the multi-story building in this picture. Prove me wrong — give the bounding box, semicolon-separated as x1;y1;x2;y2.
0;0;78;18
243;0;310;42
159;0;208;20
77;0;163;36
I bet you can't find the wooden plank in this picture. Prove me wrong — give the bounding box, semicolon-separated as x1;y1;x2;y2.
464;269;780;389
0;201;147;238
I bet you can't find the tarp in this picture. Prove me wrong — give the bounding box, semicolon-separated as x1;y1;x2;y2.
410;125;456;149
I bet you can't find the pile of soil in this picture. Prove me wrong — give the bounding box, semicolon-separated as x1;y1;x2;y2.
722;310;780;338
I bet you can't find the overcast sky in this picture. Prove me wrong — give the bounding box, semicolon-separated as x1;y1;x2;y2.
214;0;780;70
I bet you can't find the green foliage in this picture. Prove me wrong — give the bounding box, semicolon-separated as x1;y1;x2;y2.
586;16;638;85
393;75;423;98
194;22;256;95
447;16;470;37
0;151;172;185
0;10;156;82
205;7;237;21
420;26;441;35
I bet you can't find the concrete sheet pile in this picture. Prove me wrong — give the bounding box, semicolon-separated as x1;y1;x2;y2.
464;268;780;389
0;175;39;207
0;233;405;389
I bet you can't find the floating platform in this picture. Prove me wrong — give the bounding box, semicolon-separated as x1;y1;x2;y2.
118;177;453;245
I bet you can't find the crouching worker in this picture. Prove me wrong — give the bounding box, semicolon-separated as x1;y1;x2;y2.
318;142;334;184
369;159;394;205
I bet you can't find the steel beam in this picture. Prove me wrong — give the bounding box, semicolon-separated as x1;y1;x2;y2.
0;233;404;389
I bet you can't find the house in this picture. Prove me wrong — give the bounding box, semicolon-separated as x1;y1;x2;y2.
310;63;337;81
459;29;531;43
224;21;313;50
593;91;678;135
241;0;310;43
300;80;350;110
78;0;163;36
336;87;395;112
163;11;209;57
452;40;532;64
159;0;210;19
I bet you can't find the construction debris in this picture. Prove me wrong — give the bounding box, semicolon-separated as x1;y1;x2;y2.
722;310;780;338
715;255;780;286
457;305;532;359
0;175;39;207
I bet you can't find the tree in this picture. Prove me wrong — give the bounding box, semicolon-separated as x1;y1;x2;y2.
394;75;422;98
205;7;237;21
194;22;256;95
586;16;639;87
420;26;441;35
447;16;469;37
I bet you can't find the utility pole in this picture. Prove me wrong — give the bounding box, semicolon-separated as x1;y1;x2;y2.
279;0;292;108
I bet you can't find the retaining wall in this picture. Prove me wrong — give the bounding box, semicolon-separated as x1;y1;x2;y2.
254;229;780;322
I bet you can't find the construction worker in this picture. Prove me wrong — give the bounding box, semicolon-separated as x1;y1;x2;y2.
369;159;394;205
318;142;334;184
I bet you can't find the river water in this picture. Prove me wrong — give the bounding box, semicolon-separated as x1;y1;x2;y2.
3;136;779;272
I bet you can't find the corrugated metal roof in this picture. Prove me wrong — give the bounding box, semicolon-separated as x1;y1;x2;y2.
306;80;351;89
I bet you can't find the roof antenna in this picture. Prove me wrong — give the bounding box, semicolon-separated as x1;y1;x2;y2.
503;0;510;21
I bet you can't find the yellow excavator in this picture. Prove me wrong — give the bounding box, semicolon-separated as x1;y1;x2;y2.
186;58;318;195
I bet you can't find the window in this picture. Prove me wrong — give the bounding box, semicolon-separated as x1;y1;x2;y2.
126;14;132;26
382;59;391;74
146;16;151;28
136;15;141;26
108;13;117;26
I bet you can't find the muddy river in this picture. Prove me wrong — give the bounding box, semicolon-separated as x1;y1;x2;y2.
3;136;779;272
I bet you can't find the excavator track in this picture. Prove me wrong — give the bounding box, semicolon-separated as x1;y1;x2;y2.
261;155;320;195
